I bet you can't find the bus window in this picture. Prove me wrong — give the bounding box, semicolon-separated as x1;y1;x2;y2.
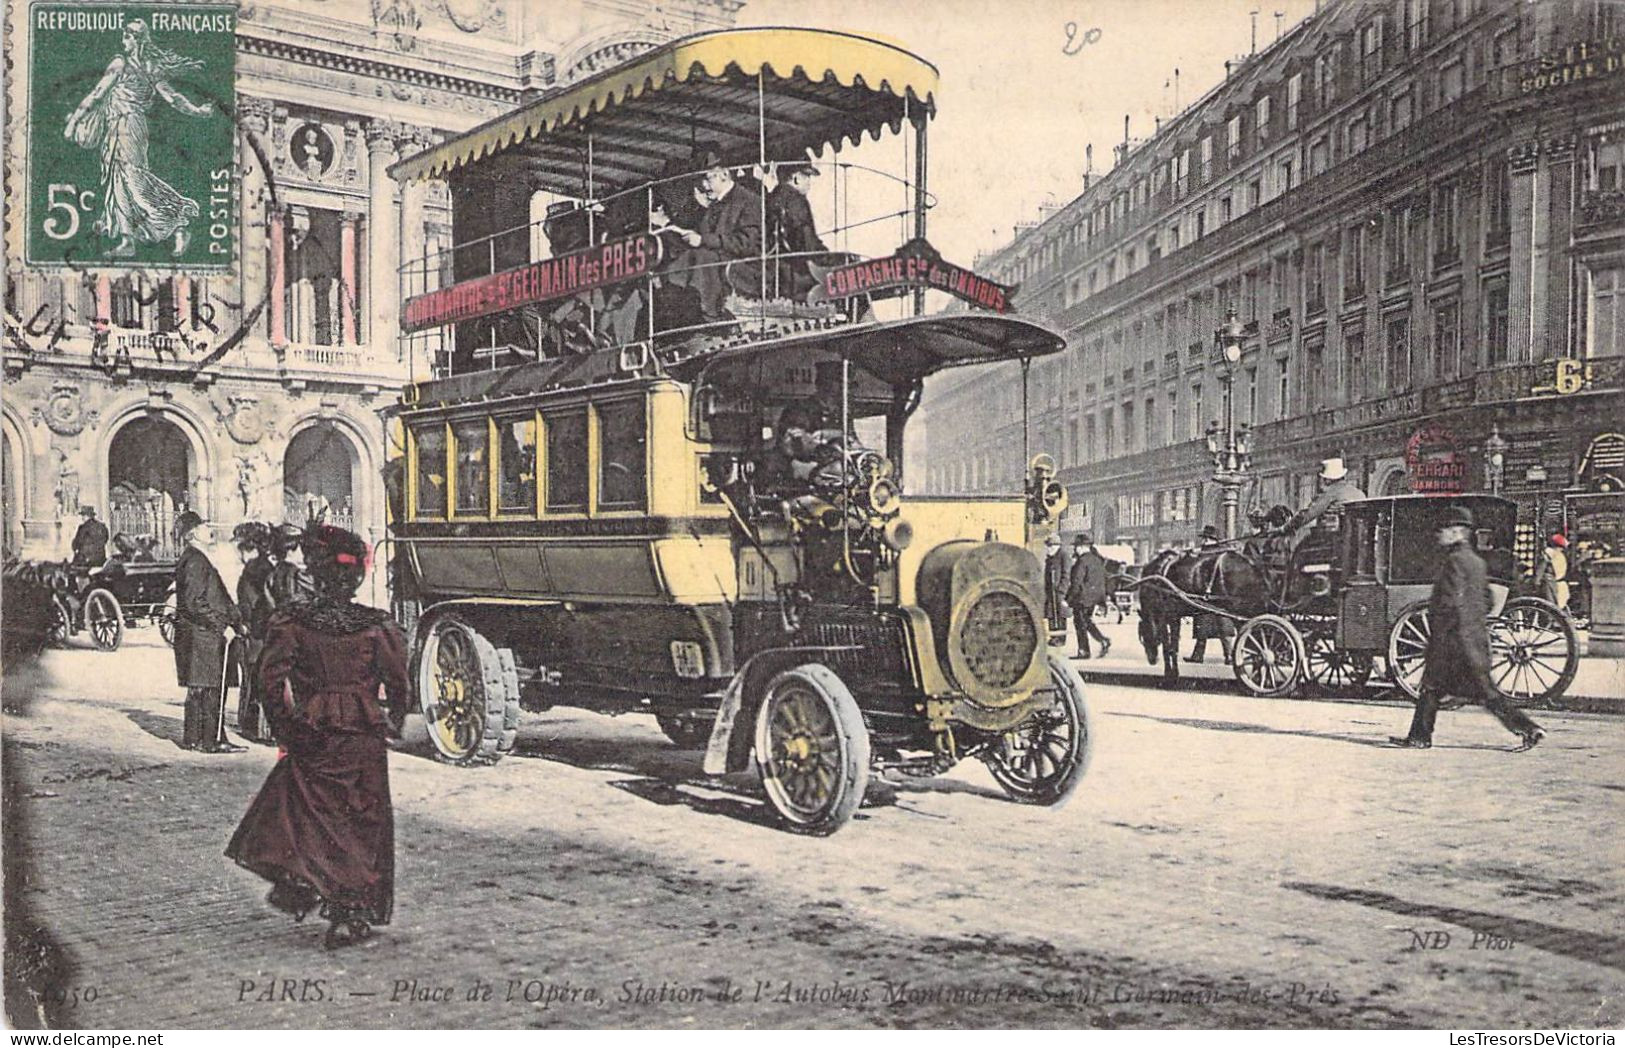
545;408;588;512
452;419;490;516
414;424;447;518
497;415;538;514
597;400;647;511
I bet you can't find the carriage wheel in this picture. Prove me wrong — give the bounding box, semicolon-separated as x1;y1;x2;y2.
984;655;1093;807
1489;597;1579;708
157;609;177;647
1231;614;1307;697
1305;633;1374;694
414;615;519;765
753;664;869;835
85;589;124;651
1387;602;1431;699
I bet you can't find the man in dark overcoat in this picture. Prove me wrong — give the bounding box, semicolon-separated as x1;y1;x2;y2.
172;511;245;753
1042;534;1069;645
71;506;109;569
1067;533;1111;659
1390;505;1545;750
767;162;828;300
664;155;764;321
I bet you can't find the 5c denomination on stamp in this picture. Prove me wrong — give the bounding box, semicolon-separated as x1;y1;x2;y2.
26;2;237;269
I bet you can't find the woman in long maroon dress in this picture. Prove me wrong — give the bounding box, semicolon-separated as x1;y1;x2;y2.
226;525;407;949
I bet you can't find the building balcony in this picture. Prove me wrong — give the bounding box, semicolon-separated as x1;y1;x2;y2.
1578;189;1625;235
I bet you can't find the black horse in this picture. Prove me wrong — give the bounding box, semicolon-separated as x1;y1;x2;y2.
1136;547;1272;681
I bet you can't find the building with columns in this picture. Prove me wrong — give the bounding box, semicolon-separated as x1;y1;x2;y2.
912;0;1624;567
2;0;741;569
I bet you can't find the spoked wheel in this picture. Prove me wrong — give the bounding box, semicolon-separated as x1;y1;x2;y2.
1232;614;1307;697
1304;633;1374;695
984;654;1093;807
1489;597;1579;708
414;615;519;765
47;595;72;647
753;664;869;835
157;608;177;647
1387;602;1431;699
85;589;123;651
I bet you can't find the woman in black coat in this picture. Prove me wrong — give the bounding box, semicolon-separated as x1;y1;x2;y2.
227;525;409;949
231;522;276;743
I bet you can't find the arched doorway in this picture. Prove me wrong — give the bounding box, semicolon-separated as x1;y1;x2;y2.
107;416;195;559
284;423;356;530
2;426;20;556
1380;469;1409;496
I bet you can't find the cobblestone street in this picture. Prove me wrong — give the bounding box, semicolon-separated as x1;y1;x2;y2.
4;629;1622;1029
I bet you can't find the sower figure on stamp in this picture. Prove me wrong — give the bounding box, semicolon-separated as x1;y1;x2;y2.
63;19;214;257
1067;534;1111;659
172;511;245;753
227;525;409;950
1390;505;1545;751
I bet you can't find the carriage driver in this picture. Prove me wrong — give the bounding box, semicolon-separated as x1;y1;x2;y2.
1288;457;1367;553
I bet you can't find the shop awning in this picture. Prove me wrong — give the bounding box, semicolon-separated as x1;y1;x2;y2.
391;28;939;194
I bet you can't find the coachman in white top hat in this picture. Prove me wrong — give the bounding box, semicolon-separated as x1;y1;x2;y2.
1288;456;1366;552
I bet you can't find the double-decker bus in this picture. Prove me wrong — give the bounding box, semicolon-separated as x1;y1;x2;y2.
384;28;1088;834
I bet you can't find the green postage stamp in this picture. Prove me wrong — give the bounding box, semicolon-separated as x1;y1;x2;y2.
25;2;237;269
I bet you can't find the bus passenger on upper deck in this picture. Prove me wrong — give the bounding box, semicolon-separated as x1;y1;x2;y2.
768;162;828;301
657;150;764;323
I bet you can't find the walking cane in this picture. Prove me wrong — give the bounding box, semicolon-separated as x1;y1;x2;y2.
216;633;238;747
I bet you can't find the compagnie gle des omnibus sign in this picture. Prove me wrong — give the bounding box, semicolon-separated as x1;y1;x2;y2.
809;239;1017;313
402;232;660;332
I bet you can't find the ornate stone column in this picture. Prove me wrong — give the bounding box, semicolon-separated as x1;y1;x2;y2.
340;210;362;345
1507;141;1542;364
268;205;288;345
238;97;273;339
365;120;399;351
396;125;432;300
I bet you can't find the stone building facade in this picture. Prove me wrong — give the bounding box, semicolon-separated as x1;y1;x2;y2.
912;0;1624;566
2;0;741;568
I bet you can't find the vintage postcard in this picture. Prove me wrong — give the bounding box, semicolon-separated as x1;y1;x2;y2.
2;0;1622;1035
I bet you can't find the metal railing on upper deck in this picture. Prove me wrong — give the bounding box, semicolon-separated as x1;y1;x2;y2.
396;158;940;378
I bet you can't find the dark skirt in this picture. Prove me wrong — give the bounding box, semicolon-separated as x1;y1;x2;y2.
226;731;394;925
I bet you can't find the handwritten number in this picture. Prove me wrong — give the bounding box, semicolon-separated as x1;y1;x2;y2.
1062;22;1103;56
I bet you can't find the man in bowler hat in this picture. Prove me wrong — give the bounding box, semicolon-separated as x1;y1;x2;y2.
1390;505;1545;750
172;511;245;753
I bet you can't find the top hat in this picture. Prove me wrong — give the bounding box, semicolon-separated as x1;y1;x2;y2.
1200;524;1220;538
1436;505;1475;529
173;510;205;541
1319;457;1348;481
1074;533;1091;546
783;161;820;178
77;505;95;518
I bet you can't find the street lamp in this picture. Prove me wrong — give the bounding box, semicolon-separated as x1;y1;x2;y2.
1209;307;1250;539
1484;423;1508;495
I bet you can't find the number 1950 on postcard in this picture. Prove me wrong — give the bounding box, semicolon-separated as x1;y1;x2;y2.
26;2;237;269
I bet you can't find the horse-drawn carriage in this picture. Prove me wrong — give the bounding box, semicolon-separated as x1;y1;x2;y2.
1137;495;1580;705
46;560;177;652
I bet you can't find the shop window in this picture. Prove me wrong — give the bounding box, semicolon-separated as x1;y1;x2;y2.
452;419;490;515
544;409;588;512
496;415;538;514
413;425;447;518
596;400;647;510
